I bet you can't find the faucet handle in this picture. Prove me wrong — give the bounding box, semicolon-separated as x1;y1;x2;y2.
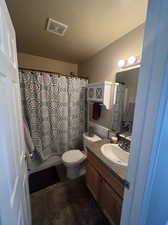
110;136;118;144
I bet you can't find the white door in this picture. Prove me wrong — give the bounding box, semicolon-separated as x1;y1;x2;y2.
121;0;168;225
0;1;31;225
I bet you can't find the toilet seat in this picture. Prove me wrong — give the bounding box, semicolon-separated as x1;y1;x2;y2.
62;150;86;166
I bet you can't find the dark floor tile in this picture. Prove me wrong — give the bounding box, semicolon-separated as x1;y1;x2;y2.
31;176;110;225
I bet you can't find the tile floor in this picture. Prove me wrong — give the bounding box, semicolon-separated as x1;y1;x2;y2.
31;176;110;225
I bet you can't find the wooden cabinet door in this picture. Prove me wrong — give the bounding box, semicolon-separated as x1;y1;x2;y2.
86;163;101;201
99;180;122;225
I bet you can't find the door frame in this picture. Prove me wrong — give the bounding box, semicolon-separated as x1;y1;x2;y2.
121;0;168;225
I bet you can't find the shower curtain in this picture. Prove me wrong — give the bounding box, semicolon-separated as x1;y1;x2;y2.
111;84;125;132
19;70;88;160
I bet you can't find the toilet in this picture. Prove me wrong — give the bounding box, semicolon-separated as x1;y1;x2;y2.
62;133;101;179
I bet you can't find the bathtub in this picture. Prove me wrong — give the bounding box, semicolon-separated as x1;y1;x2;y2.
28;155;62;175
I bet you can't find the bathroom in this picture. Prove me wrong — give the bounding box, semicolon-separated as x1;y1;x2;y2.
4;0;168;225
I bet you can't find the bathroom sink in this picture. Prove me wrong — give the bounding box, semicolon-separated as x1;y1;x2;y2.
101;143;129;167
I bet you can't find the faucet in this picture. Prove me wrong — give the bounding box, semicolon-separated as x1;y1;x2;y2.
107;129;118;144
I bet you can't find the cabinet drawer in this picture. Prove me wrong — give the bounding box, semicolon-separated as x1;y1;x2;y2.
100;180;122;225
87;151;124;198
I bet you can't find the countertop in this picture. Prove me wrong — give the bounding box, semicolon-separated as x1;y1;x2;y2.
86;139;128;184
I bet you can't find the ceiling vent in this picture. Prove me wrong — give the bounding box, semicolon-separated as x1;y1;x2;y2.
46;18;68;36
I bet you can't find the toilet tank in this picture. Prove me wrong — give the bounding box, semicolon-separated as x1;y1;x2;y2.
83;133;101;152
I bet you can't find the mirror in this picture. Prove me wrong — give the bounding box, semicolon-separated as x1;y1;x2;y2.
111;67;140;134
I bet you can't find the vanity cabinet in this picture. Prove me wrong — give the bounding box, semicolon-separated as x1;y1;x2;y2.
99;180;122;225
86;163;101;201
86;151;124;225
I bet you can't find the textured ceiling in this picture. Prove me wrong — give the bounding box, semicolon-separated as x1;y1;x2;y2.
6;0;147;63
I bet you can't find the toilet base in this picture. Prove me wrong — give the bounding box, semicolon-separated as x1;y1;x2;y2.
66;162;86;180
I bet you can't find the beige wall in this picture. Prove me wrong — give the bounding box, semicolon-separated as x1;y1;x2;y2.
18;53;78;74
78;24;145;128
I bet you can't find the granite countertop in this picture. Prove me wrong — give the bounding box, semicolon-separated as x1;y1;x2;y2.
86;139;128;184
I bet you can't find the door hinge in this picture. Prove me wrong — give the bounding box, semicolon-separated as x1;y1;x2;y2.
124;180;130;189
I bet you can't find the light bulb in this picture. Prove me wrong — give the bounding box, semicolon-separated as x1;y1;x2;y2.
128;56;137;65
118;59;125;68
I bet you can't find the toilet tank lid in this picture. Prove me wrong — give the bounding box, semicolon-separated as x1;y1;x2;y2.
62;150;86;164
83;133;102;142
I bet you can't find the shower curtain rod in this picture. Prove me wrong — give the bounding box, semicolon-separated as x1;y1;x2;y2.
19;67;88;80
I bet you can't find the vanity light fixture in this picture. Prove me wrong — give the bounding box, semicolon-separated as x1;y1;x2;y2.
118;55;141;69
118;59;126;68
127;56;137;65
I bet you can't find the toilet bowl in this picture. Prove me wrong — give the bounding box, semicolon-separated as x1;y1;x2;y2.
62;150;86;179
62;133;101;179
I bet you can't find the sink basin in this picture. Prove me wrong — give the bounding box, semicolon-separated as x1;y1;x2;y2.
101;143;129;167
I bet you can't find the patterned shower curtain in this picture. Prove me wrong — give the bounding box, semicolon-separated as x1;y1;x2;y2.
111;84;125;132
19;70;88;160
